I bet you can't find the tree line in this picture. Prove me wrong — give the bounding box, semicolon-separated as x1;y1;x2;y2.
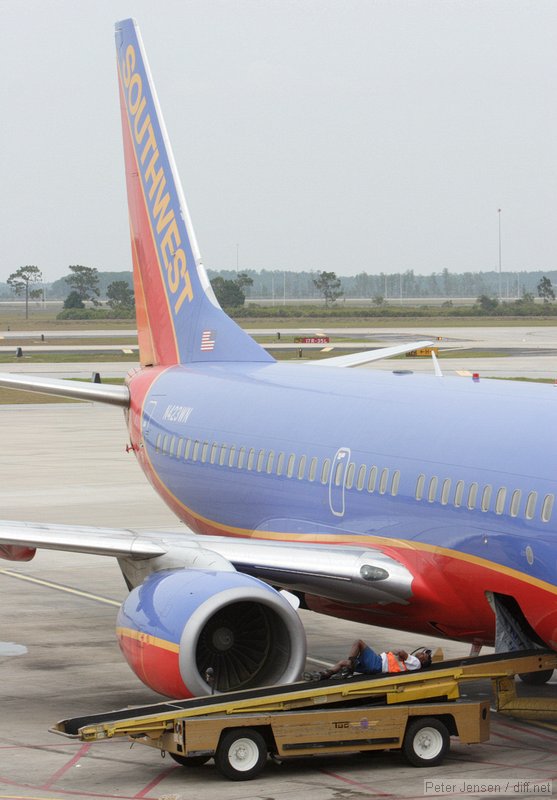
206;267;557;301
4;265;135;320
2;264;556;319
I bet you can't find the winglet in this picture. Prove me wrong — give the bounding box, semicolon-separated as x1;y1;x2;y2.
114;19;272;367
307;341;435;368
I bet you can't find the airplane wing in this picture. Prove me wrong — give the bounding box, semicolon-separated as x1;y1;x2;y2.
310;340;434;368
0;521;413;606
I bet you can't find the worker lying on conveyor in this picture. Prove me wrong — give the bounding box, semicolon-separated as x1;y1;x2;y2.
306;639;432;680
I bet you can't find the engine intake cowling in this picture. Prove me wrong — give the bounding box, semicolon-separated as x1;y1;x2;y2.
117;568;306;698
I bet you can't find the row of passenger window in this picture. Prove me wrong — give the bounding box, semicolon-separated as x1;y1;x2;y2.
153;433;554;523
415;473;554;523
153;433;400;494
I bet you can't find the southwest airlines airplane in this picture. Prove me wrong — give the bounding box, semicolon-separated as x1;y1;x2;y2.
1;19;556;699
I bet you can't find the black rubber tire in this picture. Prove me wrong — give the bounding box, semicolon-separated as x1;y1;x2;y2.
519;669;554;686
402;717;450;767
169;752;211;767
214;728;267;781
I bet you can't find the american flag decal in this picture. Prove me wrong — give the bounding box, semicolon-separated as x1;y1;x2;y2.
201;330;216;351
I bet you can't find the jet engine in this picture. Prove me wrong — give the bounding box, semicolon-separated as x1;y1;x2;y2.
117;568;306;698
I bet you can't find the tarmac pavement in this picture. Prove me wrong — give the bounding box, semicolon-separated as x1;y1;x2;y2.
1;356;557;799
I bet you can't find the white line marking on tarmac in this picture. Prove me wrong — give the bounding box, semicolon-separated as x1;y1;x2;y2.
0;568;121;606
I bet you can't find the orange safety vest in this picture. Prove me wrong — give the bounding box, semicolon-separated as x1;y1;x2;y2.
386;651;408;672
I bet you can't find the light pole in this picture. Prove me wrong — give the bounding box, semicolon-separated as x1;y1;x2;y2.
497;208;502;300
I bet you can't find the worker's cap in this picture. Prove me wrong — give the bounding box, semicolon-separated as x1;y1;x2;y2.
418;649;433;667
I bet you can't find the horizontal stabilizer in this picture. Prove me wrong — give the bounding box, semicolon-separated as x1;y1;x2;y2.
310;340;435;368
0;373;129;407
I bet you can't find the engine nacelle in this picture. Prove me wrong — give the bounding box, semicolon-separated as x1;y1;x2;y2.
117;568;306;698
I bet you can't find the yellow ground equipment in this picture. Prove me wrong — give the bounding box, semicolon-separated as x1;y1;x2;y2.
52;650;557;781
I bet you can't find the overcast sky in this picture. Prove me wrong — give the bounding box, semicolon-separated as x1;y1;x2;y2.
1;0;556;282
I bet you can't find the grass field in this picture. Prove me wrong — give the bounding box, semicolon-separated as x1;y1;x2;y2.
3;304;557;332
239;316;557;329
0;352;137;364
0;310;134;331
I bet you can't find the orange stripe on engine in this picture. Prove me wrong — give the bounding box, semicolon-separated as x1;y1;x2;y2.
116;626;180;653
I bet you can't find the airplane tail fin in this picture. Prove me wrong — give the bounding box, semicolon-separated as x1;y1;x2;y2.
115;19;272;367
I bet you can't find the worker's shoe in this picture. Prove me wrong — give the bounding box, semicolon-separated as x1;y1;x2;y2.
303;669;333;681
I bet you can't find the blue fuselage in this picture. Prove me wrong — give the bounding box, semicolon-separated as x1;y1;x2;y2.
128;362;557;643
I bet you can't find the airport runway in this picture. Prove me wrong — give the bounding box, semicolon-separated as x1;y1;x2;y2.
1;370;557;797
0;325;556;382
1;324;557;350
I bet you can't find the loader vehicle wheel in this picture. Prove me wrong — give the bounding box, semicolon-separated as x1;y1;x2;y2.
402;717;449;767
519;669;553;685
215;728;267;780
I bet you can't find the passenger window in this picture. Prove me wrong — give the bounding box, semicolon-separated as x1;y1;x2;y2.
525;491;538;520
192;441;200;461
367;466;378;493
200;442;209;463
247;448;255;470
481;485;492;513
176;438;184;459
256;449;265;472
467;482;478;510
391;470;400;496
297;455;307;480
357;465;366;491
286;454;296;478
184;439;192;460
228;445;236;468
428;476;438;503
440;478;451;505
210;443;218;464
237;447;246;469
346;462;355;489
155;433;162;453
495;487;506;515
510;489;521;517
321;458;331;484
379;468;389;495
453;480;464;507
276;452;285;476
219;445;228;466
266;451;275;474
169;436;176;457
308;457;318;482
542;494;554;523
415;474;425;501
162;435;169;454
